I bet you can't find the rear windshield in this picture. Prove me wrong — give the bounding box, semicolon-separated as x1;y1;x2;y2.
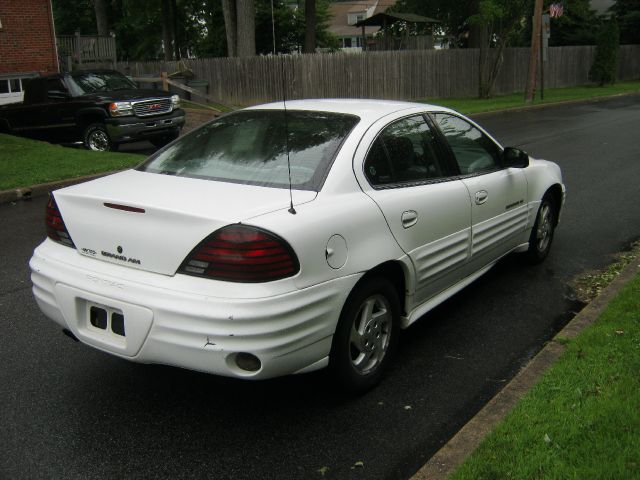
69;72;137;94
138;110;359;191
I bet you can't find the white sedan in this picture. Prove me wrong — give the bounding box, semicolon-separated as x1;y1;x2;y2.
30;99;564;392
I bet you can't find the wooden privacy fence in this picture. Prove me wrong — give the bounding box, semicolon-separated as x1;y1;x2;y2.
96;45;639;105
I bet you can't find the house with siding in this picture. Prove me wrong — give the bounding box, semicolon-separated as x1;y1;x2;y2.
328;0;397;51
0;0;58;105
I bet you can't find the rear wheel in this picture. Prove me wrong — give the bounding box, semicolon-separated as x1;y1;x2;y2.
83;123;116;152
330;277;400;393
527;194;557;263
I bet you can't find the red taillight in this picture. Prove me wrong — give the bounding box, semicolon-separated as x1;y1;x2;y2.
178;225;300;283
45;196;75;248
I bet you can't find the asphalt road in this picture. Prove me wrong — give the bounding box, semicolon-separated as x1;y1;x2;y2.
1;94;639;480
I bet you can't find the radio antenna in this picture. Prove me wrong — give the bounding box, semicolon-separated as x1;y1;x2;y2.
281;56;296;215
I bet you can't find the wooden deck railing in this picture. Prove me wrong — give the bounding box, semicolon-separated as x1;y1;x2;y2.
57;33;117;69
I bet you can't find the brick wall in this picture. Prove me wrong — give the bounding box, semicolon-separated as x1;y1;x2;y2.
0;0;58;75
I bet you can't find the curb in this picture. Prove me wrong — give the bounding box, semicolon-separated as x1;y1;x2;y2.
0;171;118;205
469;91;640;118
411;258;640;480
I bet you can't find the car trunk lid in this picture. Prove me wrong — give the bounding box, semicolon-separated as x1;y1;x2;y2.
54;169;316;276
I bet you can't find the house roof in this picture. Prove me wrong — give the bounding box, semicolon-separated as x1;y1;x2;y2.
372;1;399;15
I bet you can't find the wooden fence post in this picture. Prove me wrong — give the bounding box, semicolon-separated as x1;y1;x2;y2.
110;31;117;66
75;30;82;65
161;72;169;92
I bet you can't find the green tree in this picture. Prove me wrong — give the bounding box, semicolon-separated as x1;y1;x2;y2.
221;0;256;57
610;0;640;44
391;0;476;47
255;0;298;54
91;0;110;35
110;0;165;60
305;0;340;51
161;0;178;60
53;0;98;35
53;0;337;60
304;0;316;53
54;0;167;60
392;0;530;97
549;0;602;46
188;0;227;57
589;18;620;85
254;0;337;55
471;0;529;98
54;0;226;60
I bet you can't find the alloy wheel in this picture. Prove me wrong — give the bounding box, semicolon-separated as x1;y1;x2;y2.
536;203;553;252
349;294;392;375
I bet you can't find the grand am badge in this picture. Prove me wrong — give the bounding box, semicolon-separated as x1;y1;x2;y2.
101;247;141;265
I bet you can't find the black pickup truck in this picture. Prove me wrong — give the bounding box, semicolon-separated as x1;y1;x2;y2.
0;70;185;151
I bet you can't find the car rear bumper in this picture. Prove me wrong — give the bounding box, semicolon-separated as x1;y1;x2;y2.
105;109;185;143
30;239;360;379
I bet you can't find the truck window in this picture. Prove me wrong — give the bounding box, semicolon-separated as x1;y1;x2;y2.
69;72;136;94
23;79;46;104
46;78;67;94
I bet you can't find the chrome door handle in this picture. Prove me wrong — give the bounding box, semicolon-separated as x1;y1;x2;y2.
401;210;418;228
475;190;488;205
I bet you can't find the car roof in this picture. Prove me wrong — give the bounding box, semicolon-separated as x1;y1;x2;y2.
248;99;456;123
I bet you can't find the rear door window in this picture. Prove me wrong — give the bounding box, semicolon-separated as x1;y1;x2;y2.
364;115;448;187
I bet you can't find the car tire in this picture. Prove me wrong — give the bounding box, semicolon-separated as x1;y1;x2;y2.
526;194;557;264
330;276;400;394
83;123;116;152
150;132;179;148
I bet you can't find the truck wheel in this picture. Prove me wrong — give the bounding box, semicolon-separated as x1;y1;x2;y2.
83;123;116;152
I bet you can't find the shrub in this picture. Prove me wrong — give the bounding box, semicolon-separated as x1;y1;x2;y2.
589;19;620;86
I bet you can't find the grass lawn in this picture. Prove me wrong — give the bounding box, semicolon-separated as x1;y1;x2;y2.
0;134;144;191
182;99;235;113
426;81;640;115
449;271;640;479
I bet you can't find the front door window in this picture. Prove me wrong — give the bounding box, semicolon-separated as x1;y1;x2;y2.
432;113;501;175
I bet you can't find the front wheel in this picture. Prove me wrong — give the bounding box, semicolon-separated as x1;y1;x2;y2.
330;277;400;394
526;194;557;263
83;123;116;152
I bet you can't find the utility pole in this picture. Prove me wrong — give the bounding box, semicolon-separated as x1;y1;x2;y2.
525;0;544;103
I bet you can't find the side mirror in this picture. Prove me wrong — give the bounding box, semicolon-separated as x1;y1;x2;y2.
48;90;71;100
503;147;529;168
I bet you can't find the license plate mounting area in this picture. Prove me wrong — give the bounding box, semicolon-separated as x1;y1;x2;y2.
89;305;126;337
